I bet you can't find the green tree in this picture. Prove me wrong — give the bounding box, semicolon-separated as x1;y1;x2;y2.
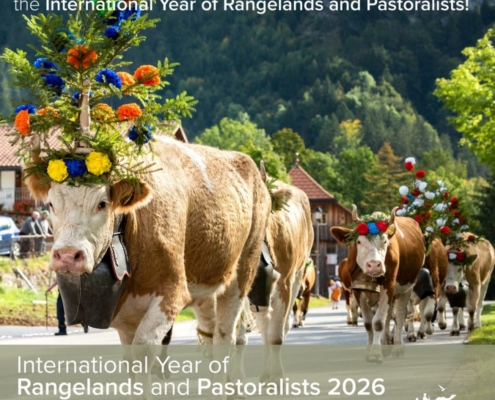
362;142;409;212
271;128;305;170
195;116;288;180
435;27;495;171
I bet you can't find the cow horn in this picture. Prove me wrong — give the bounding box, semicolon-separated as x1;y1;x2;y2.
259;160;267;182
351;204;362;222
389;207;398;225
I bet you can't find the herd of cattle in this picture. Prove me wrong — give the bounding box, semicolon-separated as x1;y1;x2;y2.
26;138;494;393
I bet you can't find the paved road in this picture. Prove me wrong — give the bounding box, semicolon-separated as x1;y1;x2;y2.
0;302;466;345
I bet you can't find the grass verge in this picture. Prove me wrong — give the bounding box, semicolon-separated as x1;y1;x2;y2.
467;303;495;344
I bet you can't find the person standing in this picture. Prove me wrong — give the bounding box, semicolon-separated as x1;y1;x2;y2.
19;211;43;255
329;278;342;310
39;210;52;254
46;279;67;336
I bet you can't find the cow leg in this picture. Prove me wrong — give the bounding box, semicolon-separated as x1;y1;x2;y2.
344;290;353;325
299;290;311;327
467;283;481;332
392;291;411;359
458;308;466;330
286;269;303;335
192;296;216;346
437;290;448;330
406;296;418;342
360;293;377;363
475;281;489;329
450;307;460;336
350;294;359;326
292;299;300;328
420;296;435;337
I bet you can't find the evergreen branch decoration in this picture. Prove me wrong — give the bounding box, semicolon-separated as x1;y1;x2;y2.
265;177;290;212
2;1;197;186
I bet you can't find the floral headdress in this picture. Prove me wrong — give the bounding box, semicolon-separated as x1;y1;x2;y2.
396;157;478;252
344;205;395;245
2;2;196;187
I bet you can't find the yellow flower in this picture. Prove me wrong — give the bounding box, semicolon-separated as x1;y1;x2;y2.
47;160;68;182
86;152;112;176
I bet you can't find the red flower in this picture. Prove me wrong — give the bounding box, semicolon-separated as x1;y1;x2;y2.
444;191;449;199
453;210;460;216
356;223;369;235
422;212;431;219
450;196;459;203
376;221;388;232
415;170;427;179
460;216;467;224
414;215;423;223
468;235;476;242
412;189;421;197
400;196;409;205
404;162;415;171
440;226;451;234
456;252;466;261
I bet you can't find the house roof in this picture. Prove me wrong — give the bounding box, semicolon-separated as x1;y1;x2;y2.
289;164;336;201
289;164;351;213
0;123;188;168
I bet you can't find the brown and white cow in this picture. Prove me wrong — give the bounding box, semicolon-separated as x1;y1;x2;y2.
27;136;272;397
292;258;316;328
331;206;425;363
339;258;359;326
233;180;313;383
444;233;495;333
406;238;448;341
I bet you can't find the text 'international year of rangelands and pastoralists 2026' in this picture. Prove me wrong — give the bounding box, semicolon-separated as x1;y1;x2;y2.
15;0;472;14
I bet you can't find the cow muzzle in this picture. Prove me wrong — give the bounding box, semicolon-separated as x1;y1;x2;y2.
365;260;385;277
52;247;91;275
445;284;458;294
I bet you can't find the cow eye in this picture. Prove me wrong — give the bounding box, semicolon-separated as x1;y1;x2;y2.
98;202;107;211
48;202;54;212
357;240;361;245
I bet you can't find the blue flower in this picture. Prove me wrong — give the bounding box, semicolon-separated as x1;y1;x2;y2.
64;159;87;178
105;26;120;39
43;74;65;94
72;91;93;104
367;222;380;235
128;125;153;144
122;5;141;21
34;58;57;70
95;69;122;89
14;104;36;115
106;11;124;26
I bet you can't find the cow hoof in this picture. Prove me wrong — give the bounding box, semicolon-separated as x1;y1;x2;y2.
293;324;298;328
366;346;383;364
347;321;353;326
299;322;305;327
407;333;417;342
438;322;447;330
450;330;460;336
459;324;466;331
392;346;405;359
468;325;475;333
352;321;358;326
425;326;434;335
418;332;427;340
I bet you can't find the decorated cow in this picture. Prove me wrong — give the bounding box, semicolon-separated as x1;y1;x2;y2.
331;205;425;363
292;258;316;328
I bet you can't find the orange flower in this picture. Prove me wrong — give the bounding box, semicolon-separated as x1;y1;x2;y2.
38;107;60;118
117;72;136;87
134;65;161;86
15;110;31;136
92;103;115;122
116;103;142;121
67;45;98;70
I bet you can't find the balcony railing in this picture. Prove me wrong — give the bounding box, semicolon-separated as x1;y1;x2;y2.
0;188;35;210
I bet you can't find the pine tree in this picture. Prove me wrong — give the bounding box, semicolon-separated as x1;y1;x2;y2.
2;2;196;187
362;142;409;212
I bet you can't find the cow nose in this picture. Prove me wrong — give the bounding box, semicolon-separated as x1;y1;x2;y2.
53;248;86;273
366;261;383;275
445;285;458;294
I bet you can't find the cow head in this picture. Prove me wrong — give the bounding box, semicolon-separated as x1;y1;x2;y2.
331;205;397;278
444;250;478;294
27;176;152;275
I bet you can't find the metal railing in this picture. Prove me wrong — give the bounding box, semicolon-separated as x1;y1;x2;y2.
10;234;53;259
0;188;34;210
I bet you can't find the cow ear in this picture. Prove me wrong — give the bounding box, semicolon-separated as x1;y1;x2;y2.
24;171;50;201
331;227;352;245
111;180;152;213
386;224;396;239
465;254;478;268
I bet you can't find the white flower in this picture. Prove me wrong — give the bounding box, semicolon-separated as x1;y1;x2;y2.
405;157;416;164
433;203;447;212
461;225;469;231
456;233;461;239
425;191;435;199
448;253;457;260
425;226;434;233
399;186;409;196
418;181;427;192
412;198;424;207
452;218;459;225
396;209;406;216
436;218;446;227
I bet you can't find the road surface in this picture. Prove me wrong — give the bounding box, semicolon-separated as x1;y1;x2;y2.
0;303;466;345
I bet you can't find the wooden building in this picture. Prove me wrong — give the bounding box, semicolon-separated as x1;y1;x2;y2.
289;164;352;297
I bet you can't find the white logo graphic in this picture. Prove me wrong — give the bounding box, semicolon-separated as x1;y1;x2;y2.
415;390;456;400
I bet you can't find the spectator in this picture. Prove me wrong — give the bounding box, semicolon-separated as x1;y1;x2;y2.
19;211;43;255
39;210;52;254
328;278;342;310
46;279;67;336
